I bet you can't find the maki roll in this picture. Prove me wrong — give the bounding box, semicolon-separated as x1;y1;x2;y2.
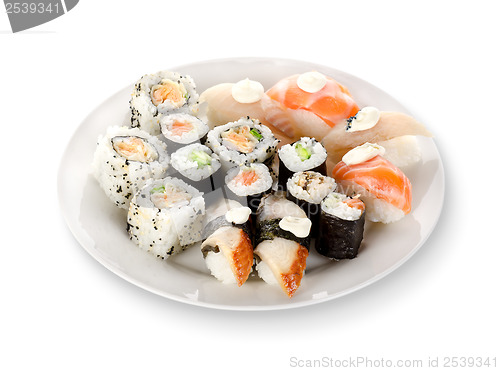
170;143;223;192
277;137;327;189
205;117;279;170
225;163;273;214
316;192;365;259
159;113;209;152
127;177;205;258
201;199;254;286
92;126;170;209
286;171;337;235
332;143;412;223
254;193;311;298
130;70;199;135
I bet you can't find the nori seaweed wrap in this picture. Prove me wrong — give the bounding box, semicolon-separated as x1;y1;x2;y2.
170;143;224;194
316;192;366;259
200;199;254;286
286;171;336;236
253;192;311;297
224;163;273;216
277;137;327;190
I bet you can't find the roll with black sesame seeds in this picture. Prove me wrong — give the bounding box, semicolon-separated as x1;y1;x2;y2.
130;70;200;135
127;177;205;258
92;126;170;209
205;117;279;171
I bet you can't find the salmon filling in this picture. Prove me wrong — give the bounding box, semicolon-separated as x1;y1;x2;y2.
112;136;158;163
170;120;194;136
343;197;365;212
221;125;261;153
233;169;259;186
150;79;187;107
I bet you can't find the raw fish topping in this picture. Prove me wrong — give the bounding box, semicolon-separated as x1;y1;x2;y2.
333;155;412;214
266;73;359;128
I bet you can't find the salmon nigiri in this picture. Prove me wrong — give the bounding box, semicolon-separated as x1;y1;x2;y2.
262;71;359;141
332;143;412;223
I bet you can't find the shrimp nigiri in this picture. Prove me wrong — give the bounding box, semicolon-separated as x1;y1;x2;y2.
262;71;359;141
332;144;412;224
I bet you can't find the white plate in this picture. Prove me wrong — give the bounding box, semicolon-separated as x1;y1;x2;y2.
58;57;444;311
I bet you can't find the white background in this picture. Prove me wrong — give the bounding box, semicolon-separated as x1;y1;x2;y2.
1;1;498;370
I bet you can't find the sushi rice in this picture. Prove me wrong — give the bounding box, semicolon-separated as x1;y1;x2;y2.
127;177;205;258
225;163;273;197
201;199;254;286
160;112;209;145
170;143;221;182
286;171;337;205
92;125;170;209
130;70;200;135
278;137;327;173
205;117;278;170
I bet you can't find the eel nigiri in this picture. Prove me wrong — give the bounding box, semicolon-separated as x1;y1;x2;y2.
254;193;311;297
331;144;412;223
261;71;359;141
201;199;254;286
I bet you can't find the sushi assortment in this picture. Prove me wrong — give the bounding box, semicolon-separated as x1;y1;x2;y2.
91;66;432;298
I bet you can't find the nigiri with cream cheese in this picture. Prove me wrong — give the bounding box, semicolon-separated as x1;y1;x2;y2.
331;143;412;224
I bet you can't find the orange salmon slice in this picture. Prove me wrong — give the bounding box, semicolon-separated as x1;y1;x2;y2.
266;74;359;128
332;155;412;214
233;169;259;186
170;121;193;136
